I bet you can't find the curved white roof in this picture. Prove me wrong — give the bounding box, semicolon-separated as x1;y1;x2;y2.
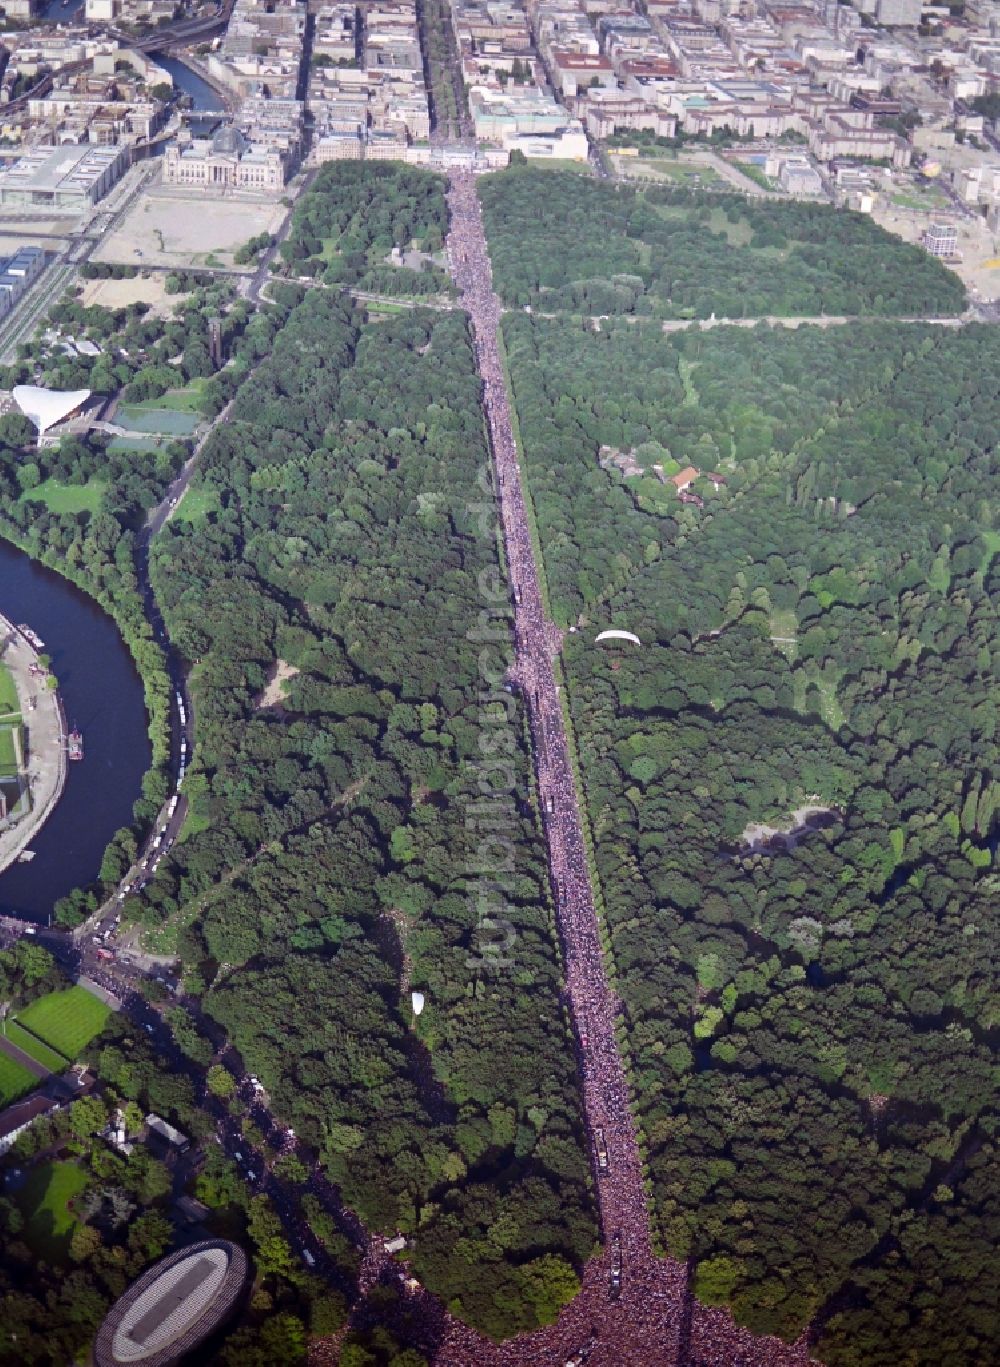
595;630;641;646
111;1246;230;1362
13;384;91;436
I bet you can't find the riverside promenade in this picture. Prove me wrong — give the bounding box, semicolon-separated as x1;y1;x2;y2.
0;613;67;877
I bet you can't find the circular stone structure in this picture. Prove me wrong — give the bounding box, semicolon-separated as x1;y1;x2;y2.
94;1239;248;1367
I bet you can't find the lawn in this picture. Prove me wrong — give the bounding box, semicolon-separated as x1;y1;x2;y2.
172;485;218;524
15;986;110;1060
523;158;593;175
20;478;105;515
129;378;212;414
108;435;164;453
0;722;20;777
4;1018;69;1071
0;661;19;715
0;1050;36;1106
17;1161;87;1260
732;160;777;191
980;528;1000;574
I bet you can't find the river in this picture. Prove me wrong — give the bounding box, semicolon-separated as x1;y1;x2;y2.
152;54;225;135
0;541;150;922
41;0;84;20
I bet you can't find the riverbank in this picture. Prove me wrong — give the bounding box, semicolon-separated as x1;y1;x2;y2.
0;613;67;877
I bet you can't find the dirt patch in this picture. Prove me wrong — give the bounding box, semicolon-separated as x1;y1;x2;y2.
91;190;288;270
257;658;299;709
80;274;186;317
741;804;838;851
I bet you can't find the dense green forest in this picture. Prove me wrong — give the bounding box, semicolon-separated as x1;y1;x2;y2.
277;163;453;297
502;310;998;1363
146;289;596;1340
479;168;966;319
0;947;348;1365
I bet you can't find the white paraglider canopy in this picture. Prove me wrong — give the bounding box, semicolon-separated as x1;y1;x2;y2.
411;991;425;1016
595;629;641;646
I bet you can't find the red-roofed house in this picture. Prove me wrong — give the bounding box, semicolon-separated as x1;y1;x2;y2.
670;466;700;491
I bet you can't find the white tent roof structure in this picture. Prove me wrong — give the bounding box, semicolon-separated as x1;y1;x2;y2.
13;384;91;436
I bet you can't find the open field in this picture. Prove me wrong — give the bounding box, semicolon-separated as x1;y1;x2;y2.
0;660;19;715
15;986;110;1059
0;1050;36;1105
610;154;722;187
91;190;287;270
17;1161;87;1260
4;1018;67;1071
0;722;19;776
21;478;105;514
80;272;187;317
173;485;218;525
523;157;594;174
109;434;165;452
127;378;212;414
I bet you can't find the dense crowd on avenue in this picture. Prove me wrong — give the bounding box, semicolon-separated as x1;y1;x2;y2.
407;172;817;1367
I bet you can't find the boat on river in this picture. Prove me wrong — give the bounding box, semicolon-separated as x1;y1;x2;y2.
17;624;45;650
68;728;84;761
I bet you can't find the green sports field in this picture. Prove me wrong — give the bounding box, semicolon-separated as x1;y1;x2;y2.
4;1018;68;1071
0;1049;37;1106
15;987;110;1060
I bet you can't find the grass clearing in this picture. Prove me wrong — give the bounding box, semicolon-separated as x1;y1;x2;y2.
708;206;753;247
0;1050;36;1105
0;661;19;714
522;158;594;175
172;486;218;524
21;478;105;515
16;986;110;1060
0;722;19;776
979;528;1000;574
129;378;212;414
17;1161;87;1260
732;161;777;192
3;1019;67;1071
109;435;164;453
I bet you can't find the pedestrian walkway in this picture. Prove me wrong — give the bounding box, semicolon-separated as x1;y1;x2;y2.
0;1031;50;1080
0;615;67;876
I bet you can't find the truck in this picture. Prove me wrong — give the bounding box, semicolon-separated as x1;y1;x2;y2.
595;1128;609;1174
609;1234;622;1301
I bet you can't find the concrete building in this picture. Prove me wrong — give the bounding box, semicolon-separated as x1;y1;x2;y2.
162;125;290;193
875;0;922;24
0;143;129;210
923;220;958;256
